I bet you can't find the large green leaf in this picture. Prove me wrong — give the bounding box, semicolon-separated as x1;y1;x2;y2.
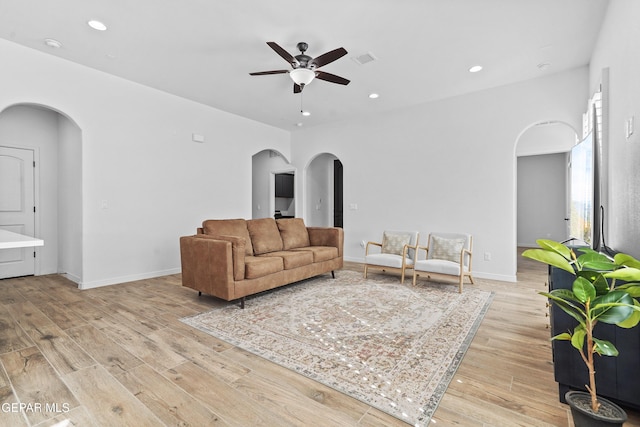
617;299;640;328
536;239;573;259
605;267;640;282
591;291;635;324
571;327;586;350
541;290;586;325
572;277;595;304
591;273;611;295
577;252;616;271
614;253;640;269
593;338;619;356
551;332;572;341
547;288;581;303
615;283;640;297
523;248;575;274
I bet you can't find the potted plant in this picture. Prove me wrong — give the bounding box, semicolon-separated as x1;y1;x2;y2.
522;240;640;426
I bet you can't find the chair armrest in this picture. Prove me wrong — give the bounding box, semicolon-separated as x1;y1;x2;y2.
415;245;429;260
307;227;344;257
403;244;420;262
461;248;473;269
365;241;382;255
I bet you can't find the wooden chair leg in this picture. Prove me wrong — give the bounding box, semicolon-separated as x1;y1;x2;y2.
363;264;368;278
458;275;463;293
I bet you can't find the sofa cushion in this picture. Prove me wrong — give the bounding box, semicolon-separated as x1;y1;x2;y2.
276;218;311;250
246;218;283;255
202;219;253;256
259;250;313;270
292;246;338;263
244;256;283;279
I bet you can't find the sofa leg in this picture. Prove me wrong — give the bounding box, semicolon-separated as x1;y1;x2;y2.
331;270;335;279
198;291;201;296
240;297;245;309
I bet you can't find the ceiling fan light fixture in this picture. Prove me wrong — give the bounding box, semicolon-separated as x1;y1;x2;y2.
289;68;315;86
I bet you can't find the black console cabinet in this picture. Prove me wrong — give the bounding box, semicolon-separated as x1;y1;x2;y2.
548;265;640;410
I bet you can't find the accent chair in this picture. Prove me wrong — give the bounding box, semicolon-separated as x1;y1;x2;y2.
412;232;474;293
363;231;419;284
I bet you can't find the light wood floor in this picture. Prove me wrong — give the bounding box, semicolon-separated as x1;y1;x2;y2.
1;255;639;427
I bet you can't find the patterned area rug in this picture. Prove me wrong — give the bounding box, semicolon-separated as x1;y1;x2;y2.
181;270;494;426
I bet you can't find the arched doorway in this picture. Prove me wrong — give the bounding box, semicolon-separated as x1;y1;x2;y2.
251;149;296;219
515;121;578;247
305;153;344;227
0;103;83;281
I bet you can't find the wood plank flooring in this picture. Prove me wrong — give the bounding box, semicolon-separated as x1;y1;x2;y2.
1;255;640;426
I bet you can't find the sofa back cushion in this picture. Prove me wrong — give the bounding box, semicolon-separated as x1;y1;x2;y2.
277;218;311;250
202;219;253;256
246;218;283;255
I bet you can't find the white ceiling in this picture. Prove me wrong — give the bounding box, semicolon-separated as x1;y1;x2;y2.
0;0;610;131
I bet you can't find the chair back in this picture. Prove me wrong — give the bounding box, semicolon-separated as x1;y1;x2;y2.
382;230;419;259
427;232;472;267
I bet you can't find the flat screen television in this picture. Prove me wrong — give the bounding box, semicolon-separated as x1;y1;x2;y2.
569;111;602;251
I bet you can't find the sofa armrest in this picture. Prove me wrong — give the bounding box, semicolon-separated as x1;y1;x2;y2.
195;234;246;281
180;235;246;300
307;227;344;257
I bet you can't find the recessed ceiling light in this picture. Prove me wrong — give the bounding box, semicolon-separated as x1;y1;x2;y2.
369;93;380;99
469;65;483;73
88;20;107;31
44;38;62;48
301;111;311;117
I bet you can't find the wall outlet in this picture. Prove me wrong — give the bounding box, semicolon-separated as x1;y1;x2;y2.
484;252;492;261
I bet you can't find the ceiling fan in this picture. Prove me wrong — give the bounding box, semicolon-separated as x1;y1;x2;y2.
250;42;350;93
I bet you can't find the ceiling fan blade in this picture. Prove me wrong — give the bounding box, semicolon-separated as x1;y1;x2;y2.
267;42;299;67
310;47;348;68
315;71;350;85
293;83;302;93
249;70;289;76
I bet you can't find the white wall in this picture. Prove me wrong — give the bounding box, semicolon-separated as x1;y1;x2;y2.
517;153;568;246
57;113;83;280
292;67;589;281
589;0;640;257
0;39;290;288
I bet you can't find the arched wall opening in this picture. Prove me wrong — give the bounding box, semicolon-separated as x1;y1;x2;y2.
0;103;83;282
514;120;578;248
304;152;343;227
252;149;296;219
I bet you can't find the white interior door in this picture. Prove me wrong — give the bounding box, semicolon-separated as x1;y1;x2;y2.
0;146;36;278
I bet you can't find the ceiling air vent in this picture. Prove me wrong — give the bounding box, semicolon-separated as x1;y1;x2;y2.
353;52;377;65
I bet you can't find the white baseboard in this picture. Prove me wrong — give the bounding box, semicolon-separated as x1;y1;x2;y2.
344;256;516;282
76;268;181;290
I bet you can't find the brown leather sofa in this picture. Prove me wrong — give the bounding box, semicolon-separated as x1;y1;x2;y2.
180;217;343;308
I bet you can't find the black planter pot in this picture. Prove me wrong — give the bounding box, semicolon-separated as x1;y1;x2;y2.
565;391;628;427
